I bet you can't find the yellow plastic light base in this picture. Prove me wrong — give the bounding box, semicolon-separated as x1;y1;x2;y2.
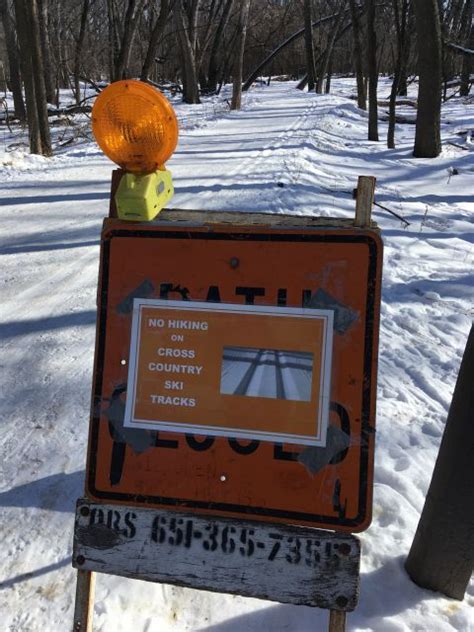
115;170;174;222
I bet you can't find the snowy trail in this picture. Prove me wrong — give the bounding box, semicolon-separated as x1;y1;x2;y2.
1;81;473;631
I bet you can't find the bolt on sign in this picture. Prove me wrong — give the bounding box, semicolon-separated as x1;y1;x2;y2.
85;215;382;532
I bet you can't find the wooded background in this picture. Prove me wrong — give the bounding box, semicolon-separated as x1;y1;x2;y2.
0;0;472;158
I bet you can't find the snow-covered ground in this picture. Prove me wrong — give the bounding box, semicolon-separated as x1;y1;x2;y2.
1;79;473;632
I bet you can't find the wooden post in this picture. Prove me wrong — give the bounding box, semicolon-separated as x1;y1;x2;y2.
72;570;96;632
354;175;376;227
328;609;346;632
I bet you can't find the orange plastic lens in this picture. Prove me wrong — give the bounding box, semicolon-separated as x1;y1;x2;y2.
92;80;178;173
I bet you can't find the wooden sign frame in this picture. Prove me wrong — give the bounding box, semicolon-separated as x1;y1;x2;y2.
73;499;361;609
72;175;380;632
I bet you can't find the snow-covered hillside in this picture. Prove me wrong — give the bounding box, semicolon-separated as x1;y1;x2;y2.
1;79;473;632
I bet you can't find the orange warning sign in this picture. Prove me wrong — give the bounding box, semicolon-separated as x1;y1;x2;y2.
125;301;333;446
85;218;382;532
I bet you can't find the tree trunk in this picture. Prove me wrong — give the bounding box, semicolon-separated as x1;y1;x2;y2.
13;0;42;153
325;57;332;93
107;0;119;81
231;0;251;110
412;0;442;157
303;0;317;92
348;0;366;109
405;326;474;600
186;0;201;57
460;0;472;97
397;14;412;97
174;0;200;103
387;0;408;149
206;0;234;93
367;0;378;140
316;5;345;94
28;0;52;154
0;0;26;121
114;0;145;80
37;0;55;105
74;0;90;104
140;0;170;81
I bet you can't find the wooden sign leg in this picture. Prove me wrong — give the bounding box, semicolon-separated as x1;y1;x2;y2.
354;175;376;228
328;609;346;632
72;570;96;632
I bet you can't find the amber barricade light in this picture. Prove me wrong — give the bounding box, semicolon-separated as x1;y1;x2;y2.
92;80;179;221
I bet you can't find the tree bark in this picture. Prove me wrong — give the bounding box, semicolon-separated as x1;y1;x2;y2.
114;0;146;80
13;0;41;153
186;0;201;56
174;0;200;103
0;0;26;121
206;0;234;93
231;0;251;110
37;0;55;105
397;10;412;97
405;326;474;600
367;0;379;140
348;0;366;109
107;0;119;80
460;0;472;97
316;4;346;94
303;0;317;92
387;0;408;148
74;0;90;104
325;57;333;93
412;0;442;157
140;0;170;81
27;0;52;155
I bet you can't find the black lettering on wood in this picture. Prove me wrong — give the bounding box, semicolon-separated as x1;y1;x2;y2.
124;512;137;539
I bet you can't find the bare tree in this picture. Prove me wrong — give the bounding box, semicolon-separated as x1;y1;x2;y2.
114;0;147;80
28;0;52;154
459;0;472;97
231;0;251;109
367;0;379;140
174;0;200;103
243;10;345;92
303;0;317;92
205;0;235;93
387;0;409;148
348;0;366;109
316;2;346;94
14;0;51;155
74;0;90;104
37;0;56;105
412;0;442;157
140;0;171;81
0;0;26;121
